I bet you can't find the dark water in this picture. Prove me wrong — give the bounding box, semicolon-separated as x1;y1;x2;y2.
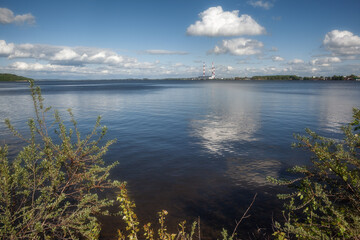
1;80;359;238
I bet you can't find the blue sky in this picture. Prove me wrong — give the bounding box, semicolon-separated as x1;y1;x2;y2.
1;0;360;79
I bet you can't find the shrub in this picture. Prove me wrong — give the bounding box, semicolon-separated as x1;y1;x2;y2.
269;108;360;239
117;185;200;240
116;184;257;240
0;80;122;239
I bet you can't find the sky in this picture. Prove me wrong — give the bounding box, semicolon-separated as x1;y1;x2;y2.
1;0;360;79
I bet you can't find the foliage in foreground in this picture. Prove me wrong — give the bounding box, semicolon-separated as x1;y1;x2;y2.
269;108;360;239
117;185;200;240
0;80;122;239
116;184;258;240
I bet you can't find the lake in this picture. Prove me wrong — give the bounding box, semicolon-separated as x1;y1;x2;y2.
1;80;359;238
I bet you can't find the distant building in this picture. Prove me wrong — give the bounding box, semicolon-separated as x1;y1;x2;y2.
197;62;216;80
209;62;215;79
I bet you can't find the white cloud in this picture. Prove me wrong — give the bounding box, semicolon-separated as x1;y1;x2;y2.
211;38;264;56
248;0;273;10
288;58;304;65
0;40;215;78
6;60;157;76
234;57;360;77
311;57;341;67
323;30;360;56
272;56;284;61
144;49;188;55
88;51;106;62
0;40;184;78
186;6;265;37
104;55;124;65
0;8;35;25
10;62;45;71
0;40;136;66
52;48;80;61
0;40;15;56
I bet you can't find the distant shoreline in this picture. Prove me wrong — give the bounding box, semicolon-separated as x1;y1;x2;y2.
1;73;359;82
0;73;33;82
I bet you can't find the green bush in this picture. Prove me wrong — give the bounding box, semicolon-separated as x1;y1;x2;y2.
269;108;360;239
116;185;200;240
0;80;122;239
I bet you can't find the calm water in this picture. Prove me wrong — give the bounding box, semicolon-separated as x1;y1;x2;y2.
1;80;359;238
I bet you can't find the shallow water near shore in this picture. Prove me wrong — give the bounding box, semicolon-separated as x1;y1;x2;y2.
1;79;359;238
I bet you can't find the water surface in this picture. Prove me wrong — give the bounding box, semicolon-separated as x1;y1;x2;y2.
1;80;359;238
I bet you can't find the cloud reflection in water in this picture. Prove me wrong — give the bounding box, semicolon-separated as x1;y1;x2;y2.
191;113;259;155
190;83;260;155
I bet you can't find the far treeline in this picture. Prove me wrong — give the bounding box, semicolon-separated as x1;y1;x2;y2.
235;74;359;81
0;73;33;82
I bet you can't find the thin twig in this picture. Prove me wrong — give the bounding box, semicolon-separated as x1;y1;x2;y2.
231;193;258;238
198;216;201;240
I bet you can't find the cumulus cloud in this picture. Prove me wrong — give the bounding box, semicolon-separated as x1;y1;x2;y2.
144;49;188;55
0;40;14;56
52;48;80;61
227;66;234;71
6;60;167;77
236;56;359;77
272;56;284;61
248;0;273;10
323;30;360;56
186;6;265;37
10;61;46;71
211;38;264;56
0;8;35;25
311;57;341;66
0;39;173;77
0;40;209;78
0;40;137;66
288;58;304;65
7;61;114;76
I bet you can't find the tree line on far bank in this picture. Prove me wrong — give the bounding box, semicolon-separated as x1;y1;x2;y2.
235;74;359;81
1;73;360;82
0;73;33;82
